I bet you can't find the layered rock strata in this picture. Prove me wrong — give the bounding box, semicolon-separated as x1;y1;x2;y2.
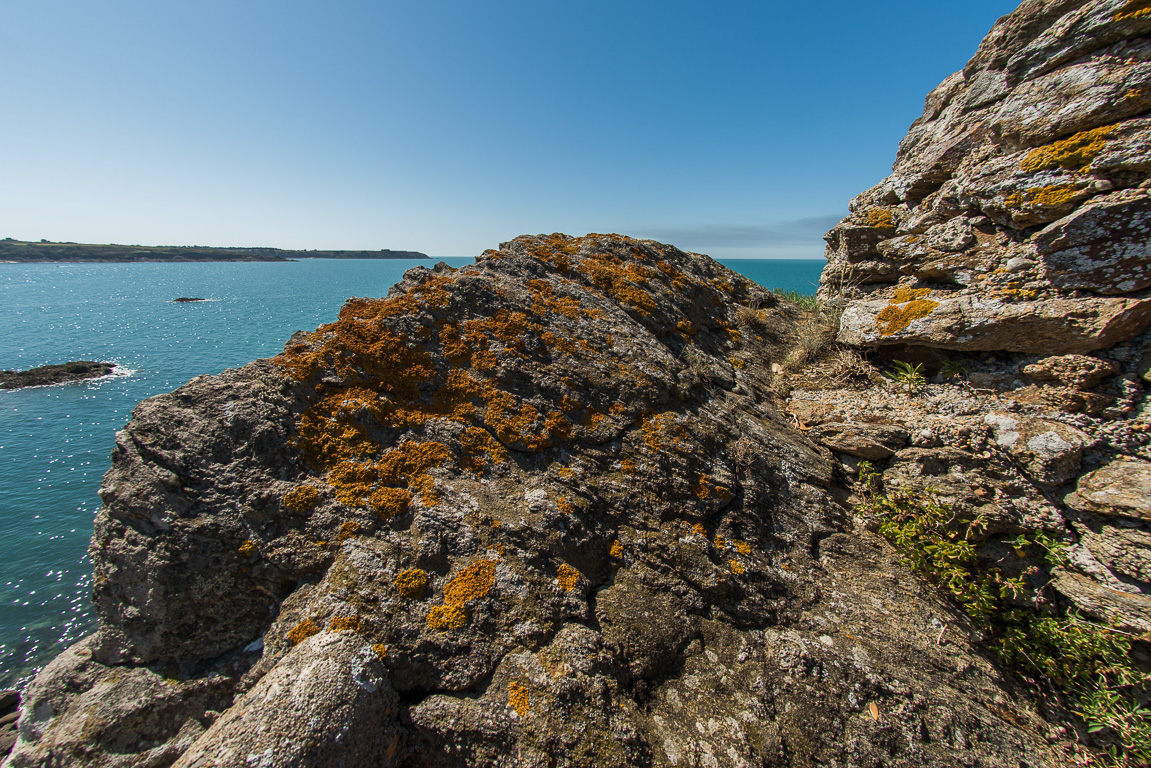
4;235;1057;767
821;0;1151;354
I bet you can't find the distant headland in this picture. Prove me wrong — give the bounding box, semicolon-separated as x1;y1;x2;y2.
0;238;429;263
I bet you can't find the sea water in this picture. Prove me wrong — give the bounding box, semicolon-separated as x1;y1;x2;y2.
0;256;824;688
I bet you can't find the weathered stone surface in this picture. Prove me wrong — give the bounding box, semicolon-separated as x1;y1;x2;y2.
807;422;909;460
1022;353;1118;389
1076;521;1151;585
6;234;1056;767
1065;457;1151;519
172;632;402;768
821;0;1151;353
1051;568;1151;634
838;292;1151;354
984;412;1088;484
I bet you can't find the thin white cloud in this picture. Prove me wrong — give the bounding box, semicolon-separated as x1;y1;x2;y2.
641;214;844;250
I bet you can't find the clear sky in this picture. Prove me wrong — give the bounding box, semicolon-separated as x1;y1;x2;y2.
1;1;1020;260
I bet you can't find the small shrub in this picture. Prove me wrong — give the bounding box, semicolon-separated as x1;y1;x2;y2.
886;360;926;394
857;470;1151;767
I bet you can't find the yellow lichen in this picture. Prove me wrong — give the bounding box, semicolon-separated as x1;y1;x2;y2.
609;540;623;558
713;535;727;550
329;615;360;632
889;286;931;303
426;604;467;631
729;560;746;575
875;299;939;336
283;485;320;512
676;320;697;336
373;643;388;661
1115;0;1151;21
866;208;897;230
238;540;258;557
288;619;320;645
443;560;497;606
734;539;751;555
508;682;530;717
1026;184;1080;207
337;521;361;542
395;568;428;599
1020;125;1115;173
557;563;580;592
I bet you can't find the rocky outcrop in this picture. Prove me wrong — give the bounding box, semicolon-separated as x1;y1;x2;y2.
0;362;117;390
4;235;1058;767
822;0;1151;354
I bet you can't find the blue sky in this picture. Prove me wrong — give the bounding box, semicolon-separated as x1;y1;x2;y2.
1;1;1020;259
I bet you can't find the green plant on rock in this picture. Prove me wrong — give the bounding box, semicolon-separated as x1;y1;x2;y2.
886;360;926;394
856;469;1151;767
939;357;970;381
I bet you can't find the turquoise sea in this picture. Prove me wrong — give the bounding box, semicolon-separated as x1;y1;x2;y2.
0;256;824;688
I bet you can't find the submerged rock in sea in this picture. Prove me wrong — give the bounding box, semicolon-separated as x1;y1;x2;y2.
0;362;116;390
5;234;1057;767
821;0;1151;354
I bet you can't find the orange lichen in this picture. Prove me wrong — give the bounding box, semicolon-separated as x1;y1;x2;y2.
1115;0;1151;21
713;535;727;550
575;251;657;317
283;485;320;512
443;560;497;606
866;208;897;230
1020;125;1115;173
460;426;508;474
527;279;583;320
557;498;577;515
395;568;428;599
692;523;708;538
889;286;932;303
238;540;258;557
557;564;580;592
734;539;751;555
693;474;732;502
639;412;674;452
329;441;451;519
620;458;636;476
875;299;939;336
329;615;361;632
609;540;623;558
337;521;361;542
677;320;697;336
426;604;467;631
373;643;388;661
1007;184;1082;209
508;682;530;717
288;619;320;645
729;560;746;575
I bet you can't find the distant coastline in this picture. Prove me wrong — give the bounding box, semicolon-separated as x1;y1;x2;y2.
0;238;429;263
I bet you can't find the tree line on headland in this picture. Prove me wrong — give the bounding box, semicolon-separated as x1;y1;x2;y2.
0;238;428;262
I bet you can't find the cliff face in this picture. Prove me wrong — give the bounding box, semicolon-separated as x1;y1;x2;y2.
821;0;1151;353
4;235;1058;767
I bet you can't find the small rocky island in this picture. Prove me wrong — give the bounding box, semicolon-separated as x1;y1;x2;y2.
5;2;1151;767
0;239;429;263
0;362;116;390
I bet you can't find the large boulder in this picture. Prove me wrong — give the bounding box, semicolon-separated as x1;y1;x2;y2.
821;0;1151;354
5;234;1056;767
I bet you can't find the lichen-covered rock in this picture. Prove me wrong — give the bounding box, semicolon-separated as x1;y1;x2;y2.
1051;568;1151;634
984;411;1088;485
5;234;1057;767
807;422;909;459
821;0;1151;354
1022;353;1118;389
1065;456;1151;519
